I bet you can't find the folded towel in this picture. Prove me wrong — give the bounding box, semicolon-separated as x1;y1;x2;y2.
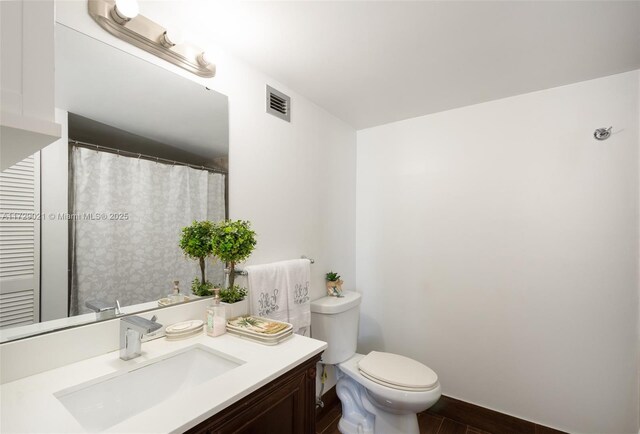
283;259;311;336
245;262;289;324
245;259;311;335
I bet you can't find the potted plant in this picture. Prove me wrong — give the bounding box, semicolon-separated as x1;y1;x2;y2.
325;271;344;297
210;220;257;289
179;220;216;296
219;285;249;319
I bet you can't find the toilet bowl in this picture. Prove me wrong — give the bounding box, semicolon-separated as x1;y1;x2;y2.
310;291;441;434
336;353;441;434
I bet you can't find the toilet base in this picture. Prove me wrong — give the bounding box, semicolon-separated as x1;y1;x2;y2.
336;371;420;434
336;373;375;434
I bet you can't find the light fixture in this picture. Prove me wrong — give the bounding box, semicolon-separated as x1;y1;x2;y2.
89;0;216;78
110;0;139;24
197;52;211;67
160;29;184;48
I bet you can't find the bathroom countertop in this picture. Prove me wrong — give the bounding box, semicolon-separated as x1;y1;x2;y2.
0;332;327;433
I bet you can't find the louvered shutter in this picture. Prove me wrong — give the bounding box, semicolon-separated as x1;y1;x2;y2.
0;154;40;328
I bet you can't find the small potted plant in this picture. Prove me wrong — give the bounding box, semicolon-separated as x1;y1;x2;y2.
219;285;249;319
210;220;257;289
179;220;216;296
325;271;344;297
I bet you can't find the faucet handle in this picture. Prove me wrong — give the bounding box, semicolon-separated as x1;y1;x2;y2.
121;315;163;333
116;299;123;316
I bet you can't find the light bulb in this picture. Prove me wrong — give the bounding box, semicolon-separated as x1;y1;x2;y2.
111;0;139;24
160;28;184;48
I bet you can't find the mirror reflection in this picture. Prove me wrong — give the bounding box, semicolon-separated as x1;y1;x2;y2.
0;24;229;342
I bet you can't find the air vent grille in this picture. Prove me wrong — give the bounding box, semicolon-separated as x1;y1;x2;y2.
266;85;290;122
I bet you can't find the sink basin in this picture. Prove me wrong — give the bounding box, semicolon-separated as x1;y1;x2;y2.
55;344;244;432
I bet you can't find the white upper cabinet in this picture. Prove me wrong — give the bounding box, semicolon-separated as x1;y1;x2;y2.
1;0;61;170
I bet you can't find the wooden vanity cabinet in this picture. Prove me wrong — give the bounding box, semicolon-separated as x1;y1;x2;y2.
185;353;322;434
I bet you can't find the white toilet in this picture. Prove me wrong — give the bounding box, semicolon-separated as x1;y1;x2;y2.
311;291;441;434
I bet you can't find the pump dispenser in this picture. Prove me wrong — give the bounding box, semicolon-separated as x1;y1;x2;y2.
169;280;181;303
206;288;227;337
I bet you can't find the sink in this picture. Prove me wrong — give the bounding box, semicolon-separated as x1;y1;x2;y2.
55;344;244;432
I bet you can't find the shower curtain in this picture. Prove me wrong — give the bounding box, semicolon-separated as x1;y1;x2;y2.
69;146;226;315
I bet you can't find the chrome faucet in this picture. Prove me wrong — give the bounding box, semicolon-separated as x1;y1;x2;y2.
85;299;123;320
119;315;163;360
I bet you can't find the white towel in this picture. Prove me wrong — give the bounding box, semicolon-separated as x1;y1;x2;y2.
245;262;289;324
283;259;311;336
245;259;311;335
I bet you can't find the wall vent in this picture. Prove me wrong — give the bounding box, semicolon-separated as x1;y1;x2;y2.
266;85;291;122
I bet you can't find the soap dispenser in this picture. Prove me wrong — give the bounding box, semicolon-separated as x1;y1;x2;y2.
206;288;227;337
169;280;182;304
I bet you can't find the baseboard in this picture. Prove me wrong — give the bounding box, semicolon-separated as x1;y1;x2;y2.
318;386;567;434
426;395;566;434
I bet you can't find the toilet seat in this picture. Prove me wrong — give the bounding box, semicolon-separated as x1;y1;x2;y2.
358;351;438;392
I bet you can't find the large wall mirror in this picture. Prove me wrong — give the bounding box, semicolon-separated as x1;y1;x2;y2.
0;24;229;342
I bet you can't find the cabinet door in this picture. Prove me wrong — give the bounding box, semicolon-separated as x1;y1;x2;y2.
214;369;307;434
1;0;61;170
0;153;41;328
187;354;320;434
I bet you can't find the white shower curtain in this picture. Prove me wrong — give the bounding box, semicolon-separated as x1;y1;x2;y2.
70;146;226;315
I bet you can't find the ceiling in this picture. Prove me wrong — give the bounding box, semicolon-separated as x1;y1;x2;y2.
144;1;640;130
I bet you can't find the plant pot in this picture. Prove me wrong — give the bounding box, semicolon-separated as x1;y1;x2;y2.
222;298;249;319
326;280;344;297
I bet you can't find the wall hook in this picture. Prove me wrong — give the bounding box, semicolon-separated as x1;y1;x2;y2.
594;126;612;141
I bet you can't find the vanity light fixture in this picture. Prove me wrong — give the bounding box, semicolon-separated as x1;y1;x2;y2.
88;0;215;78
160;28;184;48
110;0;138;24
197;52;212;67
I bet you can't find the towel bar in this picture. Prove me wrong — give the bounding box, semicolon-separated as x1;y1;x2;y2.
228;256;314;276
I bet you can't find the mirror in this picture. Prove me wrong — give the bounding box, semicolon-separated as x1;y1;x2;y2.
0;24;229;342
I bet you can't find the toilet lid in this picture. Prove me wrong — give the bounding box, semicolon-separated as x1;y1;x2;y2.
358;351;438;391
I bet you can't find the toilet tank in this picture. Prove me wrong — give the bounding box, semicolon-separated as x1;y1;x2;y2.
310;291;361;364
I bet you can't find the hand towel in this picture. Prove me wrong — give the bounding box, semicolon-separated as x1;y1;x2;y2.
245;262;289;324
283;259;311;336
245;259;312;335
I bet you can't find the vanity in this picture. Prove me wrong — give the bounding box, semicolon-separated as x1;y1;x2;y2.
0;329;325;433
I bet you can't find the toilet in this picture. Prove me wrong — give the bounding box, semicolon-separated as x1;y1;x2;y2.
311;291;441;434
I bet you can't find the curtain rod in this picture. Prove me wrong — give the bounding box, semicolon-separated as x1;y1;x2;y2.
69;139;228;175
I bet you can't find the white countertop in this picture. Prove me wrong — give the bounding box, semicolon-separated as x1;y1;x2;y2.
0;332;327;433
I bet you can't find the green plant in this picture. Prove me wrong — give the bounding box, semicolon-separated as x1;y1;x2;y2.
326;271;341;281
211;220;257;288
219;285;248;303
191;278;214;297
179;221;215;294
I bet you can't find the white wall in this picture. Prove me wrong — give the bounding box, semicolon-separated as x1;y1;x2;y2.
40;108;69;321
356;71;639;434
